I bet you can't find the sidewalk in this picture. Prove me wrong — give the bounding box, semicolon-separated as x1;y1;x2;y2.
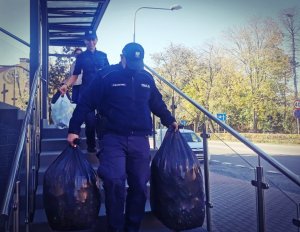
98;171;300;232
208;140;300;156
201;171;300;232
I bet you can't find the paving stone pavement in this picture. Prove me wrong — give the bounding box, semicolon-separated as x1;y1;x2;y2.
205;172;300;232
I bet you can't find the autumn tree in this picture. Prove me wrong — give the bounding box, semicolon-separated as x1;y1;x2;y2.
280;8;300;99
224;18;291;132
48;46;73;98
151;43;201;127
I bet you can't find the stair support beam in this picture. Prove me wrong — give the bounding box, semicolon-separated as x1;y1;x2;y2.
12;181;20;232
25;125;31;227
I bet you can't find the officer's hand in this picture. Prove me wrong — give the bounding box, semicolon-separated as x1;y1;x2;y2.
67;133;79;147
172;122;179;131
59;84;68;95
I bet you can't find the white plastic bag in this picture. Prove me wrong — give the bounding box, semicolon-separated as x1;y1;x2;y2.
51;95;76;129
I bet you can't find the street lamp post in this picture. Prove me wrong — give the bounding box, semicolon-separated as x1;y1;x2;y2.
133;4;182;117
133;4;182;42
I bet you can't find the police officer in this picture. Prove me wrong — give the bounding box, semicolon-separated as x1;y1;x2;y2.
60;31;109;153
70;47;82;103
67;42;178;232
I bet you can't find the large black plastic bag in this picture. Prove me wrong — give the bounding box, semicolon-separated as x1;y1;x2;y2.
43;146;101;231
150;128;205;231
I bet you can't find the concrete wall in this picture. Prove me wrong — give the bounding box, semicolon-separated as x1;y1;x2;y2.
0;102;24;204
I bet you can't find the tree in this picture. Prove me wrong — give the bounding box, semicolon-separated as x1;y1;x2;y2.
280;8;300;99
224;18;291;132
210;56;251;132
48;46;73;98
47;47;74;121
151;43;201;126
150;17;294;133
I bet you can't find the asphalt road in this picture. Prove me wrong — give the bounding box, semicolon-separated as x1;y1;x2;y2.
206;140;300;194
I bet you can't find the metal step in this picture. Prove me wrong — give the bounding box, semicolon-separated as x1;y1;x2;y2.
28;209;208;232
41;126;86;139
39;150;99;167
41;137;89;152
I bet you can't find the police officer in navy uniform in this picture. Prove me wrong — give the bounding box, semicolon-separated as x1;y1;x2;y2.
67;42;178;232
60;31;109;153
70;47;83;103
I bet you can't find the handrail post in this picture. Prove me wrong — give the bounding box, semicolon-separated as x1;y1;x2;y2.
292;203;300;228
251;166;269;232
25;125;31;228
201;123;213;231
13;181;20;232
152;114;156;149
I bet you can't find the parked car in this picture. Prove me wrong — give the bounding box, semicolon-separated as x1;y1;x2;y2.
155;128;210;162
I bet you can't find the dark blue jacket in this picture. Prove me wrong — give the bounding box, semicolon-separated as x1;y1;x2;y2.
73;49;109;86
68;64;175;136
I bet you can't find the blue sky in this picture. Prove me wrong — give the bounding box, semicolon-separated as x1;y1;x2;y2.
0;0;299;66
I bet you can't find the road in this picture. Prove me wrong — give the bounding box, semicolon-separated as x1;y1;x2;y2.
206;140;300;194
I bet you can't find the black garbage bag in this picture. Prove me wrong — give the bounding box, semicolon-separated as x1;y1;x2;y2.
150;128;205;231
43;145;101;231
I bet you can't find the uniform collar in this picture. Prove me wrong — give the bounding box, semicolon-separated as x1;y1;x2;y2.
85;48;97;54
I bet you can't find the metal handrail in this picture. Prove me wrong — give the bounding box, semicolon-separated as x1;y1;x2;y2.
145;64;300;188
0;65;42;219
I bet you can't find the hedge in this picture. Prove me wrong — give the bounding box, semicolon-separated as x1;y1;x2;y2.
210;133;300;145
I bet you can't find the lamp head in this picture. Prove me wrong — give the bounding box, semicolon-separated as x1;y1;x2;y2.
170;4;182;10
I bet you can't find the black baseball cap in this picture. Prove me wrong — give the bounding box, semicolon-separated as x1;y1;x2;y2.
84;30;97;40
122;42;144;71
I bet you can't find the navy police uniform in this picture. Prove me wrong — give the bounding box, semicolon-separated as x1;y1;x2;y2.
69;43;175;232
72;49;109;150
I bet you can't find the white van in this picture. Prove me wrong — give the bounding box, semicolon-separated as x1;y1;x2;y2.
155;128;209;162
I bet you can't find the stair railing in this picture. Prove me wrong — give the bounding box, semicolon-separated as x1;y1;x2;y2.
0;65;42;232
145;64;300;232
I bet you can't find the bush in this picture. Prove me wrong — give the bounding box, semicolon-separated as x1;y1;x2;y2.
210;133;300;145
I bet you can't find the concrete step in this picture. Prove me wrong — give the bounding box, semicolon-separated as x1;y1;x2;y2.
39;150;99;168
28;210;208;232
31;189;152;223
41;126;86;139
29;181;150;214
41;137;89;152
34;170;150;211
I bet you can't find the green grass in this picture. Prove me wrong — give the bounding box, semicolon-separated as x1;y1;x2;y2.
210;133;300;145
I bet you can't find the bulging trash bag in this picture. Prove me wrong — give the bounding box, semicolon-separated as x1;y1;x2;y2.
51;91;76;129
150;128;205;231
43;145;101;231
